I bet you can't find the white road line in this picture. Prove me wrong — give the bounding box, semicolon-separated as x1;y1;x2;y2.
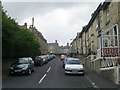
47;67;51;73
38;67;51;84
85;75;99;88
38;74;47;84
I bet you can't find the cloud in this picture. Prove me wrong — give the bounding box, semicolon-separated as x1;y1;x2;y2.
3;2;103;46
2;0;105;2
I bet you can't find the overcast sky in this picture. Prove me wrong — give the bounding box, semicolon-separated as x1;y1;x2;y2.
2;0;105;46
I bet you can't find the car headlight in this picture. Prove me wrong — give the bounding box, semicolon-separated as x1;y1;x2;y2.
65;67;71;70
43;59;45;61
22;66;28;70
79;68;84;70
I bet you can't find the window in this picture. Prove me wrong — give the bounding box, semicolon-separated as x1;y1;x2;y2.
102;25;118;48
103;38;108;47
114;25;118;46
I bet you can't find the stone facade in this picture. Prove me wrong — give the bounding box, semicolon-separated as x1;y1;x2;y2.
48;40;61;54
29;26;48;55
71;0;120;84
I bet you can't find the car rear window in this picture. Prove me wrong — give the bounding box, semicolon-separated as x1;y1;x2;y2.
67;60;80;64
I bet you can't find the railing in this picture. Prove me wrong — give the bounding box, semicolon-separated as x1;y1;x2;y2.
102;47;120;57
97;47;120;57
100;58;118;68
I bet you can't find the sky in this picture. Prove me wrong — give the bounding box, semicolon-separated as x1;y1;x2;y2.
2;0;105;46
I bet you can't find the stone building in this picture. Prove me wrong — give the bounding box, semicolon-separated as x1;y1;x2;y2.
29;25;48;55
60;43;70;54
70;37;78;54
71;0;120;84
48;40;60;54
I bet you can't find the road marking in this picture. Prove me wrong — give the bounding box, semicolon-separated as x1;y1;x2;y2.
85;75;99;88
38;74;47;84
38;67;51;84
47;67;51;73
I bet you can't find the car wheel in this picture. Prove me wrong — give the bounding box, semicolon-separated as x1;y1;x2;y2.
63;65;65;68
65;73;67;75
28;69;31;75
40;63;42;66
33;67;35;72
82;73;84;76
9;72;13;76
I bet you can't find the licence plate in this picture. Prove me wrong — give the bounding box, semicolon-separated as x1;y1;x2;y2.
72;70;78;72
15;70;21;72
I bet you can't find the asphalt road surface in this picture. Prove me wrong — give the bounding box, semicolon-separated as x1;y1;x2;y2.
2;57;120;89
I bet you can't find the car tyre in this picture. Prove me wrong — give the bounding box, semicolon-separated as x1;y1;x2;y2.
28;69;31;75
82;73;84;76
65;73;67;75
40;63;42;66
9;72;13;76
33;67;35;72
63;65;65;68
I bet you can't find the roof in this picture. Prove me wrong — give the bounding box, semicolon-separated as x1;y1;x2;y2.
83;1;111;33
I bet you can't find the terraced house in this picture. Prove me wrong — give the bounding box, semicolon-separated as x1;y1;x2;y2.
71;0;120;84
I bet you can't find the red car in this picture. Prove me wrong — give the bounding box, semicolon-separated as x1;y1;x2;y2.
60;55;66;61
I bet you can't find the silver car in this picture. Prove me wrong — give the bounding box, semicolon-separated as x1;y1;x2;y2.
65;58;84;76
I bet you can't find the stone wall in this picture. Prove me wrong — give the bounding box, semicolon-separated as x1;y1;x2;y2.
100;68;115;82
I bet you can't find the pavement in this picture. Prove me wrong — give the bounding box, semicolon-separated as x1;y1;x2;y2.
84;67;120;89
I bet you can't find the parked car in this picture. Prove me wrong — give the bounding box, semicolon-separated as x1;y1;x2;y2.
51;54;56;59
46;55;52;61
60;54;66;61
40;55;48;64
10;57;35;75
63;57;73;68
33;56;44;66
64;58;84;76
48;54;56;60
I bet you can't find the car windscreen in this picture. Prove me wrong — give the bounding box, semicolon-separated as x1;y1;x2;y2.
35;56;40;59
40;56;46;58
35;56;42;60
67;60;80;64
16;59;29;64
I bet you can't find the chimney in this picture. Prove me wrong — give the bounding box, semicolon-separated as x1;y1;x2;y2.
32;17;34;27
24;23;27;28
67;43;69;47
77;32;80;37
55;40;57;43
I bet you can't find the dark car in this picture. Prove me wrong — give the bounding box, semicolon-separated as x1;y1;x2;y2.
46;54;55;61
33;56;44;66
39;55;48;64
10;57;35;75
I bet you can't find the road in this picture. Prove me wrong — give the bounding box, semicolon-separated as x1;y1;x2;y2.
2;57;120;89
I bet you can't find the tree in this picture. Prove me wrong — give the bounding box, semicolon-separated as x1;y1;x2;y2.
2;9;41;59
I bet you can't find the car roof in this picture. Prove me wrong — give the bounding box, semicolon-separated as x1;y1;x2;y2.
19;57;28;60
39;55;47;57
19;57;32;60
66;57;80;61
